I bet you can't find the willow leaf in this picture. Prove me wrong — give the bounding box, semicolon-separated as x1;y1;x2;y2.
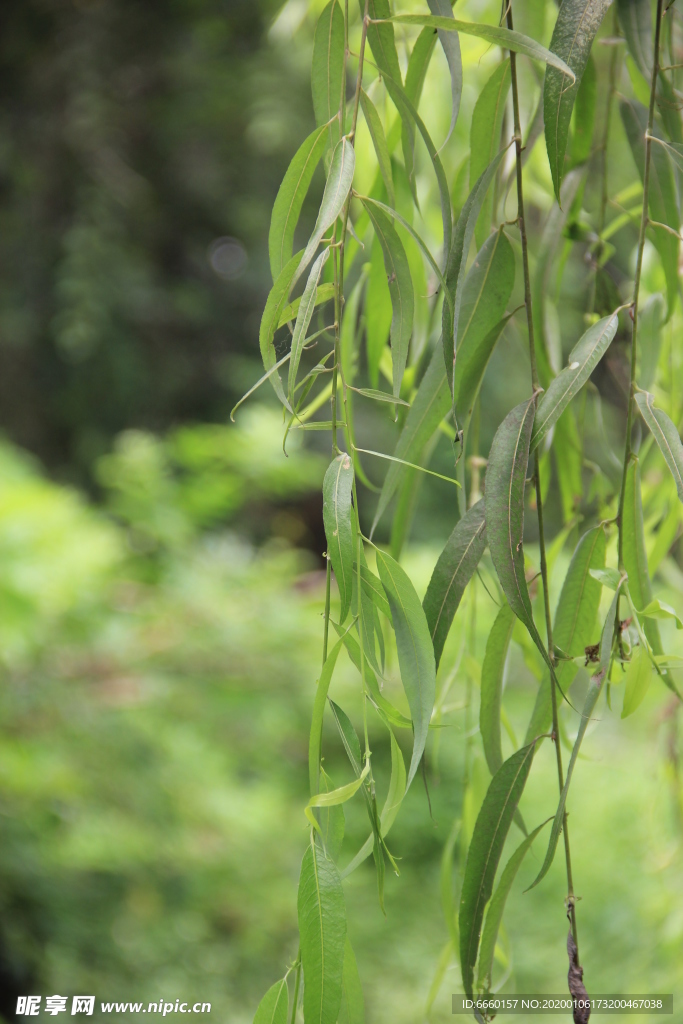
622;646;655;718
362;201;414;398
470;60;511;248
387;17;575;78
332;622;410;730
527;670;604;892
353;388;409;406
312;1;344;150
525;526;605;743
623;459;662;656
359;197;449;298
323;453;355;625
298;840;346;1024
253;978;289;1024
364;0;402;89
485;398;549;666
530;310;620;452
459;742;537;997
635;391;683;501
543;0;612;199
278;283;336;329
476;818;551;992
338;937;365;1024
259;251;302;410
423;500;487;669
376;549;436;788
621;99;679;317
617;0;651;80
570;53;596;167
480;603;516;777
297;137;356;288
269;126;329;281
288;248;331;403
638;294;665;391
357;562;392;622
401;27;437;200
443;152;506;394
366;236;392;387
360;90;395;206
427;0;462;145
309;639;345;797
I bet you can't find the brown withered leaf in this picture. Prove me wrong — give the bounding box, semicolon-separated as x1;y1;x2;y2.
567;928;590;1024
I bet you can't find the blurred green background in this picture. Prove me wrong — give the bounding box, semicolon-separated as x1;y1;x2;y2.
0;1;682;1023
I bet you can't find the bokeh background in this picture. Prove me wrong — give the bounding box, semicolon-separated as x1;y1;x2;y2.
0;1;682;1022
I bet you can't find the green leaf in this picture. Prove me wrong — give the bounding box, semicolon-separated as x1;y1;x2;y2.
312;1;344;151
423;500;487;669
401;27;437;201
319;768;346;861
530;311;620;452
459;742;537;998
359;197;450;298
622;645;656;718
298;840;346;1024
452;229;516;422
426;0;462;145
359;90;395;206
357;562;392;622
364;0;403;88
527;668;605;893
288;248;331;403
309;639;345;798
623;459;662;656
361;201;414;399
525;526;605;743
480;603;516;778
306;763;370;836
269;126;329;281
371;230;514;536
253;978;289;1024
620;99;679;316
570;54;597;167
590;566;621;591
543;0;612;199
278;282;336;329
323;454;355;625
635;391;683;502
297;136;356;288
376;549;436;788
443;154;506;394
259;251;303;411
638;294;665;391
338;937;365;1024
352;387;409;407
485;398;549;666
332;622;411;730
617;0;652;81
387;16;576;80
470;60;511;248
476;819;551;993
639;598;683;629
365;235;393;388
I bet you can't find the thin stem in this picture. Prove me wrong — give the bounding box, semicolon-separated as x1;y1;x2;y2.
322;558;332;666
507;3;579;951
617;0;665;571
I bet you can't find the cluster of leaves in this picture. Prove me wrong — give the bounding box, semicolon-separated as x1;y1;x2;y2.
244;0;683;1021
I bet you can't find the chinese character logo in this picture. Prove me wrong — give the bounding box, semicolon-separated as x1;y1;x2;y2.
45;997;68;1015
71;997;95;1016
16;997;41;1016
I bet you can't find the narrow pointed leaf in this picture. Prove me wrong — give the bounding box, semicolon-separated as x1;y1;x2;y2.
617;0;651;80
427;0;462;145
360;90;395;206
362;201;414;398
401;27;437;200
386;16;576;79
309;639;345;797
570;54;597;167
288;247;331;402
480;603;516;777
459;742;537;997
359;197;449;297
298;841;346;1024
307;763;370;815
638;294;665;391
364;0;403;85
253;978;289;1024
269;125;329;281
323;453;355;624
423;500;487;668
622;645;655;718
527;669;605;892
530;311;620;452
485;398;549;665
353;387;409;406
312;1;345;150
477;818;551;993
259;251;302;410
623;459;662;657
297;137;356;287
621;99;679;316
376;549;436;788
543;0;612;199
443;153;506;393
365;235;393;387
338;937;365;1024
635;391;683;501
525;526;606;743
470;61;511;248
357;562;392;622
278;283;336;328
332;622;410;729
